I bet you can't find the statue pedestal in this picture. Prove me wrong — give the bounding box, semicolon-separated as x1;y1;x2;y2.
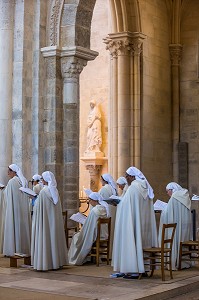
81;152;107;191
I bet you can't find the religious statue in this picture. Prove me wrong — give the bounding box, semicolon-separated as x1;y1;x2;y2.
85;100;102;153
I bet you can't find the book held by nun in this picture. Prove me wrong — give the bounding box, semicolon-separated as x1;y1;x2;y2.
153;199;167;211
103;195;122;206
19;187;37;197
70;212;87;225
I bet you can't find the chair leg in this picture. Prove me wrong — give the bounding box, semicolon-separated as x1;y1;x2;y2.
168;252;173;280
149;253;155;278
178;243;182;270
107;245;109;265
161;253;165;281
96;244;99;267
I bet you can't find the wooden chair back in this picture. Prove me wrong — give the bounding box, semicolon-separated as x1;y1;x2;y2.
143;223;177;281
62;211;78;248
90;217;111;266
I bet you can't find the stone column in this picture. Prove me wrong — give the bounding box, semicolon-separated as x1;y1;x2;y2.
60;47;98;220
105;34;132;177
105;32;145;177
104;40;118;179
61;55;86;217
41;47;63;201
0;0;14;183
42;46;98;218
132;33;145;169
169;44;183;181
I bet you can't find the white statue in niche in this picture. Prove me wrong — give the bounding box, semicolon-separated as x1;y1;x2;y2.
85;100;102;153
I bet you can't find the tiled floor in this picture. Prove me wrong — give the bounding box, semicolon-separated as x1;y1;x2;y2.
0;256;198;300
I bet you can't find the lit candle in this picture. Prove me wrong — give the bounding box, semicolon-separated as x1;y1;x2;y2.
80;190;83;198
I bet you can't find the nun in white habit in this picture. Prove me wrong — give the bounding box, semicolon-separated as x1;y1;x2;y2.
112;166;158;275
32;174;43;195
116;177;128;197
31;171;68;271
68;192;109;265
99;173;118;255
3;164;31;256
0;186;6;253
158;182;192;270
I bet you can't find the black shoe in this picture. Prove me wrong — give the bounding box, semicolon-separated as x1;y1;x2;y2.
123;273;139;279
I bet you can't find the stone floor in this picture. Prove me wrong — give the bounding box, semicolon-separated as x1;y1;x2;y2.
0;255;198;300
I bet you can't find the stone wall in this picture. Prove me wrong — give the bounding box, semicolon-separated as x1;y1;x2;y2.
180;1;199;196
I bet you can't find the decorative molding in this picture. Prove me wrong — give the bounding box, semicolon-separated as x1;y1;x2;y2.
104;32;145;57
48;0;64;46
61;57;87;79
169;44;183;66
41;46;98;60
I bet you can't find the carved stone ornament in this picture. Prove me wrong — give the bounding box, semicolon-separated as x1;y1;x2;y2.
104;34;145;58
169;44;183;66
61;57;87;79
49;0;64;46
104;37;134;57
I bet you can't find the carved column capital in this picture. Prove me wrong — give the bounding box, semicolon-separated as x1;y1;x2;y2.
104;37;133;57
104;32;145;58
61;56;87;79
169;44;183;66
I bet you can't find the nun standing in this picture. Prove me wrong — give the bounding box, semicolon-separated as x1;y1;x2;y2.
0;185;6;253
116;176;128;197
68;192;109;265
99;173;118;255
112;166;157;275
3;164;31;256
159;182;192;270
31;171;68;271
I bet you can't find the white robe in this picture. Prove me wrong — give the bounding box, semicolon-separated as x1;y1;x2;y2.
0;189;6;253
31;186;68;271
3;176;31;256
68;205;108;265
158;189;192;270
33;183;43;195
99;184;116;255
112;179;158;274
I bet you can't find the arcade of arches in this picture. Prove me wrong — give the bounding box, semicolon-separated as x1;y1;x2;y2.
0;0;199;230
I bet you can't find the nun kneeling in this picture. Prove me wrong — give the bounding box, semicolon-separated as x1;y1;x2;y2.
68;192;109;265
31;171;68;271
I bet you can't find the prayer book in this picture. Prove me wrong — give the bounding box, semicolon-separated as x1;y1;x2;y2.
191;194;199;201
0;183;5;188
70;212;87;225
153;199;167;211
14;253;29;257
104;195;121;206
19;187;37;197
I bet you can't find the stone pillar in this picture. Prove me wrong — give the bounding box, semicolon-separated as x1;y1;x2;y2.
41;47;63;201
0;0;14;183
42;46;98;217
105;40;118;179
169;44;183;181
105;32;145;178
61;55;86;216
105;33;132;177
60;47;98;219
12;1;35;178
132;33;145;169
